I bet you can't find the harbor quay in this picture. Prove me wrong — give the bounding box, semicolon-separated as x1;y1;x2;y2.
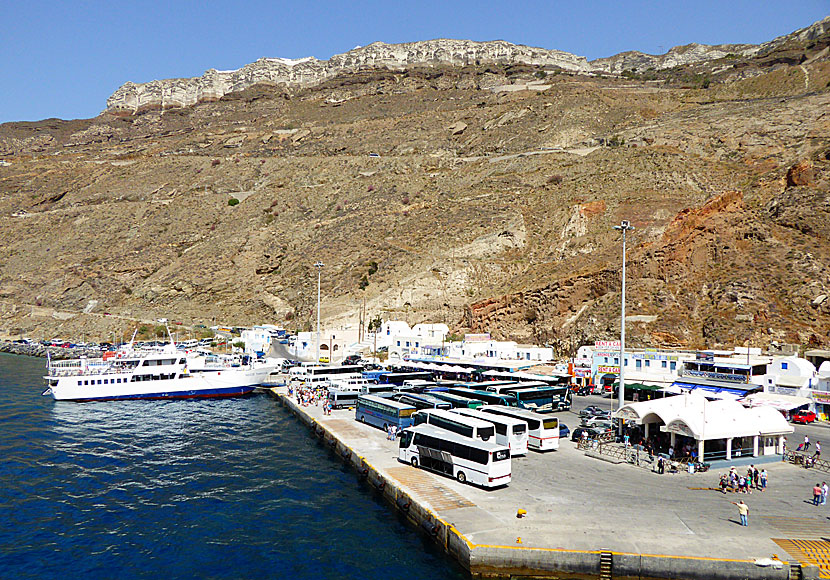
268;387;827;580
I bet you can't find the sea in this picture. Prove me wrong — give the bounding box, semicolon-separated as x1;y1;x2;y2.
0;353;467;579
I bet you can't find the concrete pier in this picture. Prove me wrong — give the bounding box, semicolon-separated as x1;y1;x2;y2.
269;388;824;580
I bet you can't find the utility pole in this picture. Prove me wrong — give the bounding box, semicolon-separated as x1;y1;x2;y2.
613;220;634;436
314;261;324;364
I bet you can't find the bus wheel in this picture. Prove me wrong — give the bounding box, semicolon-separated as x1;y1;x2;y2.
456;471;466;484
410;457;418;468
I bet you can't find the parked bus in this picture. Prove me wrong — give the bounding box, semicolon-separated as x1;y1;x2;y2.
355;394;416;431
394;392;452;411
290;364;363;383
377;372;433;386
447;387;519;407
427;390;485;409
398;424;511;487
451;408;528;456
478;405;559;451
504;385;573;412
327;387;360;409
413;409;496;443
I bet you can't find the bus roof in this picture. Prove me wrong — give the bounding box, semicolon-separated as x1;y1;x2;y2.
428;391;485;405
415;408;496;429
358;394;416;410
404;424;508;452
479;404;549;422
451;407;526;426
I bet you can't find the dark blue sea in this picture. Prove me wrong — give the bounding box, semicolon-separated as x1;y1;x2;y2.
0;353;467;579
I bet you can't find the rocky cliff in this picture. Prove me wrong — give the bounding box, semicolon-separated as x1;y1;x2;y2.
2;16;830;353
105;17;830;116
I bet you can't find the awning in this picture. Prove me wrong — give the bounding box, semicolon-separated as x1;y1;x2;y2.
626;382;662;391
741;392;812;411
671;381;757;397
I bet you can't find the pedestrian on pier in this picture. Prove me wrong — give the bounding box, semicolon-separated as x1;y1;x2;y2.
760;469;768;491
732;500;749;526
822;482;828;506
815;441;821;459
805;435;810;452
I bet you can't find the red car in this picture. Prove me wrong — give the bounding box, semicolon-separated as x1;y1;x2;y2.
792;410;817;424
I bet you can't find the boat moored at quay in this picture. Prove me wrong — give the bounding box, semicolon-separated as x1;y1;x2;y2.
42;344;266;401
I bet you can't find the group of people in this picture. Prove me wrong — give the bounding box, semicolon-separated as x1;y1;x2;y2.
386;424;399;441
719;465;767;494
812;482;829;506
288;382;331;412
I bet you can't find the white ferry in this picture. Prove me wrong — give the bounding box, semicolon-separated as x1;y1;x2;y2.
42;344;263;402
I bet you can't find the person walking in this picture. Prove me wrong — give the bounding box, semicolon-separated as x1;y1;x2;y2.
814;483;823;506
815;441;821;459
732;500;749;526
822;482;828;506
805;435;811;452
760;469;768;491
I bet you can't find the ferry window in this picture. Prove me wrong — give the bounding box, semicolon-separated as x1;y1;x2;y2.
781;362;788;370
77;380;82;386
84;380;89;385
662;361;667;368
97;380;102;385
104;379;109;384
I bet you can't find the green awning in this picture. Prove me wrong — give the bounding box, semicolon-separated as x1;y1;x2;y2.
626;383;662;391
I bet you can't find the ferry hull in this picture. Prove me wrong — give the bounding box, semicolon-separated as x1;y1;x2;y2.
50;384;257;402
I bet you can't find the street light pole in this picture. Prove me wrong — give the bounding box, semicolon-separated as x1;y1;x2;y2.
314;261;324;364
613;220;634;435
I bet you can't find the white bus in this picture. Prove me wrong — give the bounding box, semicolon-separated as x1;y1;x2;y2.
450;407;528;456
289;364;363;384
478;405;559;451
398;424;511;487
412;409;495;443
327;386;360;409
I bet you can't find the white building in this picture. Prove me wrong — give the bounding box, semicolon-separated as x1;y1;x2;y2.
241;325;285;357
617;392;793;463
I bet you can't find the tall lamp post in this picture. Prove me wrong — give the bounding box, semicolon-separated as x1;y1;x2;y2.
314;261;324;364
613;220;634;434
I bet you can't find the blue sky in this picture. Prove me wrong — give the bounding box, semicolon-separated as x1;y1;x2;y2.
1;1;827;123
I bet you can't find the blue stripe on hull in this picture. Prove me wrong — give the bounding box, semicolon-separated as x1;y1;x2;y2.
63;385;257;402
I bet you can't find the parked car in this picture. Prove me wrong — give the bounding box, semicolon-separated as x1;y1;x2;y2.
576;386;593;396
791;410;817;424
571;426;605;442
582;417;613;430
342;355;362;365
559;423;571;439
578;405;607;419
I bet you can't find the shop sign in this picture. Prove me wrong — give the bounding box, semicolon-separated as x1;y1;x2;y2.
684;369;746;383
597;365;619;374
595;340;621;349
573;368;592;378
812;392;830;404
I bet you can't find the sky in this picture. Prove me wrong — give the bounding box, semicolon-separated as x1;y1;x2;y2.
1;1;827;123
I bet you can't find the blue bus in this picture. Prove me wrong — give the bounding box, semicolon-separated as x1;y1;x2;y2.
355;394;416;431
427;390;485;409
377;372;434;385
447;387;518;407
504;385;572;412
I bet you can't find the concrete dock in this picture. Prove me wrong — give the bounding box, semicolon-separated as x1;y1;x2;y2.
269;388;827;579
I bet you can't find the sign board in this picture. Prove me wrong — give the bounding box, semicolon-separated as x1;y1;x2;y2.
573;368;592;378
665;420;695;438
597;365;620;374
464;333;491;343
696;352;715;362
684;369;747;383
813;392;830;405
616;407;639;420
595;340;621;349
